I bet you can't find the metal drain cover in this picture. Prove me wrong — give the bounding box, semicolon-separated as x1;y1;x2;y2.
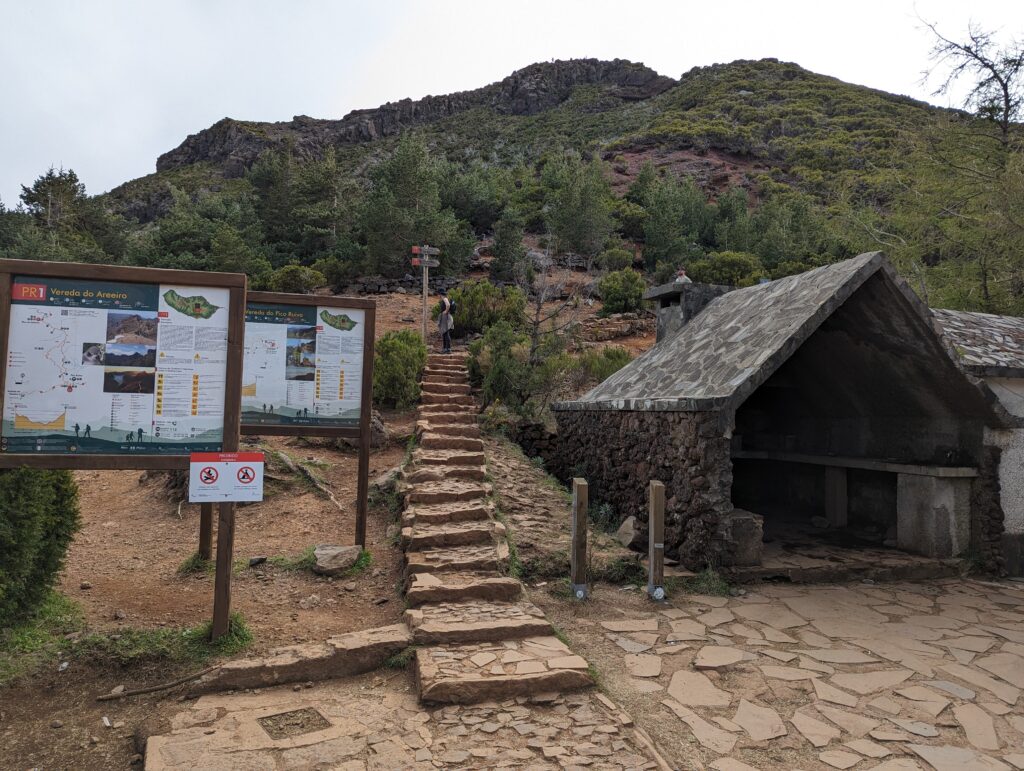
257;708;331;739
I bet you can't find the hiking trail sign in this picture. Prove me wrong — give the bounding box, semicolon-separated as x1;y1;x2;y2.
240;290;376;547
0;258;247;639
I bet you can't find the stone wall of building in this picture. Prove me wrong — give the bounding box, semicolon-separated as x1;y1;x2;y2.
551;409;734;568
513;423;559;466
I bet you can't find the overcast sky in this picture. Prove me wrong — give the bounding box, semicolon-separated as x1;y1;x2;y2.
1;0;1022;207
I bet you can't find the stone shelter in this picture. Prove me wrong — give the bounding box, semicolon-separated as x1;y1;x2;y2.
552;252;1021;574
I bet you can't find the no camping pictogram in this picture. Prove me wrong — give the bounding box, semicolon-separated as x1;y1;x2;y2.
200;466;219;484
237;466;256;484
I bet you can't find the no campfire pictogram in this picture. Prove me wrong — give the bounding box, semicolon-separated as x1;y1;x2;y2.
189;452;265;503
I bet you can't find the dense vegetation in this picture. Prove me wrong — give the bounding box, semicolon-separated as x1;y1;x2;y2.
1;54;1021;311
0;469;80;624
372;330;427;408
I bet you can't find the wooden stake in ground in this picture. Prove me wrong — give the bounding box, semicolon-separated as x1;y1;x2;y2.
199;502;213;560
647;480;666;600
570;477;589;600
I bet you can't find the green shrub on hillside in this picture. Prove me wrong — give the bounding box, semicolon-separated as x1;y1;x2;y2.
268;264;327;294
489;211;530;284
598;269;646;315
0;470;80;626
577;346;632;382
469;321;572;419
597;248;633;272
372;330;427;408
444;280;527;335
687;251;765;287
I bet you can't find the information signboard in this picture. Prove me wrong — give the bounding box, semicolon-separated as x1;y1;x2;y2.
0;258;248;639
0;260;246;470
1;276;230;455
239;291;375;547
241;301;366;429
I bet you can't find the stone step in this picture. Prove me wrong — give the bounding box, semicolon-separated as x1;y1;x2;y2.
405;543;509;576
405;600;551;644
406;572;522;606
419;434;484;452
421;392;476;407
415;420;481;439
189;624;411;695
419;407;478;422
402;519;502;550
401;501;493;528
405;480;490;506
403;465;487;485
423;363;467;374
422;371;469;384
428;352;468;363
416;637;593;703
421;381;471;396
412;450;486;468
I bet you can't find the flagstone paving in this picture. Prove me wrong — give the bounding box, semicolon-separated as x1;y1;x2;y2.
532;576;1024;769
144;673;664;770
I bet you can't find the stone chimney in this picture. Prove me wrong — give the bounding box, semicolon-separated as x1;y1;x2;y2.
644;281;735;342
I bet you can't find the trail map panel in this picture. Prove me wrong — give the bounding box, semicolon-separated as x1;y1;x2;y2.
241;302;365;428
1;276;230;455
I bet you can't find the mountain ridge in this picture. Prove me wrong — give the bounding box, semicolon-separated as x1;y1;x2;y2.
156;58;676;177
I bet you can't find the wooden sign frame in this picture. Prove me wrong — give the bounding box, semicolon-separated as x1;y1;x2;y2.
0;259;246;470
0;258;247;637
239;291;376;547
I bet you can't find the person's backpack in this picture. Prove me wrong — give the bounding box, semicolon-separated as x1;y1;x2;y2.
448;299;457;317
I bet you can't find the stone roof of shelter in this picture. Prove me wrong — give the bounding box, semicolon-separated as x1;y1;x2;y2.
932;308;1024;378
555;251;906;412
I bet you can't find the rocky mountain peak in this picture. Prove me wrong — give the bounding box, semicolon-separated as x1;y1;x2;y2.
155;59;675;177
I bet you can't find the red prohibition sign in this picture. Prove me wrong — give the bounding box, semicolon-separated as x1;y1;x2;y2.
200;466;219;484
237;466;256;484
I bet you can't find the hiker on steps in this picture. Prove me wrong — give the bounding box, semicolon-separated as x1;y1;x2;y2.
438;291;454;354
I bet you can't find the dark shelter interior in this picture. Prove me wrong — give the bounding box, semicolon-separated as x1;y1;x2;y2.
730;273;994;549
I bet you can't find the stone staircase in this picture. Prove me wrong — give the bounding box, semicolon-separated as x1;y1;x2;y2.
402;351;593;703
188;350;593;705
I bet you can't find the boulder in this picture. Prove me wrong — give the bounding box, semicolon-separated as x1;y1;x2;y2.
616;516;646;550
312;545;362;576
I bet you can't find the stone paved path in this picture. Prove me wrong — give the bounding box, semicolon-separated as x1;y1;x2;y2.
404;351;594;703
144;670;665;770
535;577;1024;770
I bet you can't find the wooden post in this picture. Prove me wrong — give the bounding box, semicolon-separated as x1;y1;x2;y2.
354;305;376;549
0;270;12;419
570;478;589;599
198;503;213;561
211;283;246;640
647;480;666;600
421;254;428;343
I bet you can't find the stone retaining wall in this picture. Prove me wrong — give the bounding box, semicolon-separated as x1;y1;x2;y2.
551;409;735;568
342;275;462;296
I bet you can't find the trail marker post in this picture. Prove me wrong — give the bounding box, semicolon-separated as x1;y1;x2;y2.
647;480;666;601
411;245;440;343
570;477;589;600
